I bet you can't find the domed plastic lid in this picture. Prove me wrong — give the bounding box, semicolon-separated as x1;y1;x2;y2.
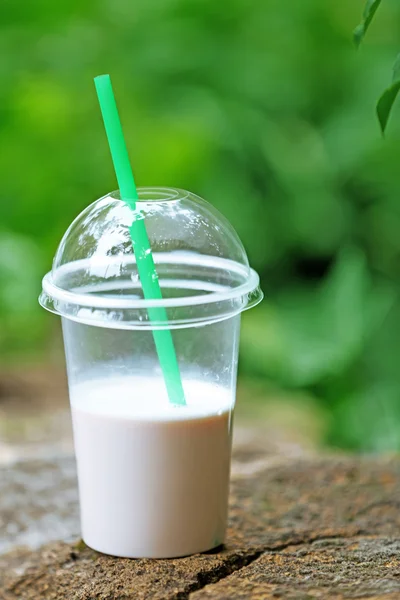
40;188;263;329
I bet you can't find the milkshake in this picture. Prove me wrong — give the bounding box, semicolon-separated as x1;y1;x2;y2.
70;376;232;558
40;186;263;557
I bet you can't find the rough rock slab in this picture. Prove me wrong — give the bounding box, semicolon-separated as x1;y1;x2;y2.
1;442;400;598
1;457;78;553
191;537;400;599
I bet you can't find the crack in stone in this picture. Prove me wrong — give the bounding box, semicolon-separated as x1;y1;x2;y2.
181;530;366;600
179;550;263;600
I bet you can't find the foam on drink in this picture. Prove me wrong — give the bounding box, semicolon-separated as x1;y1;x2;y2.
70;376;233;558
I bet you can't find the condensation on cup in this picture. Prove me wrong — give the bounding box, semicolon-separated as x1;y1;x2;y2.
39;187;263;558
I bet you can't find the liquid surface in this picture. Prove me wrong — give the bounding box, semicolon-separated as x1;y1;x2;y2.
71;376;232;420
70;376;233;558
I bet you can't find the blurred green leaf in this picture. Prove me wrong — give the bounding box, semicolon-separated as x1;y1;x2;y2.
279;247;370;386
242;246;395;390
331;383;400;451
0;232;42;313
240;303;285;379
377;54;400;134
353;0;382;47
0;232;46;357
377;82;400;134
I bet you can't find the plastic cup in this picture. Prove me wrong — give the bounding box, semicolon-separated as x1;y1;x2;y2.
39;187;262;558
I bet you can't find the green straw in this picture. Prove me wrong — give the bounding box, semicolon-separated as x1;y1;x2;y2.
94;74;185;406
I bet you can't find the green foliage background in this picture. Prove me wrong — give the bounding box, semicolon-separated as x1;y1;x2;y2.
2;0;400;451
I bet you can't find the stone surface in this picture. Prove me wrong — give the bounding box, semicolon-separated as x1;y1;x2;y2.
0;457;78;553
1;439;400;598
192;537;400;599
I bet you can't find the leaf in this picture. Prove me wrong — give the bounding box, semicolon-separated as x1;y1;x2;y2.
241;247;373;388
376;82;400;134
376;53;400;134
353;0;382;47
280;247;370;387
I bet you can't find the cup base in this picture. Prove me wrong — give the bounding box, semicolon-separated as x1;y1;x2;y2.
82;536;225;559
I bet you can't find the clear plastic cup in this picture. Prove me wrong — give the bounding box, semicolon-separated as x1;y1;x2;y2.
40;187;262;558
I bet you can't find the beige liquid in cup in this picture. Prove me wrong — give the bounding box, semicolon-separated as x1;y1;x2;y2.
70;376;232;558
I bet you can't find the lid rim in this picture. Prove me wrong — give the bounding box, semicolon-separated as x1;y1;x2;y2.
42;252;261;311
38;292;263;329
41;267;261;311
